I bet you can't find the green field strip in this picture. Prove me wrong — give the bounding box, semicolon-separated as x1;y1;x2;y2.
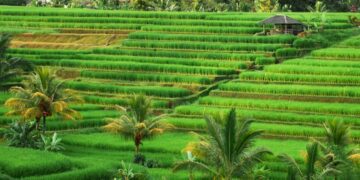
217;82;360;98
0;15;268;27
141;25;263;34
128;31;296;44
264;64;360;76
239;71;360;86
79;70;214;85
28;58;237;76
197;96;360;116
173;105;360;126
63;81;192;98
311;47;360;60
93;47;265;61
122;39;287;52
283;58;360;68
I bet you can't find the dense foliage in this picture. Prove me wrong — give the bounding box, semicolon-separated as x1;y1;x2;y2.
1;0;359;11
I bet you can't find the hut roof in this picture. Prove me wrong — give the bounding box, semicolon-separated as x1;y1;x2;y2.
259;15;305;25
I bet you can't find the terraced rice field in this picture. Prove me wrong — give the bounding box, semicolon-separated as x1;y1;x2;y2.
0;5;359;179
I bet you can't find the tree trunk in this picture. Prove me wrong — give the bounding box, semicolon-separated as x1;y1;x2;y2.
42;113;46;134
135;133;142;154
35;116;41;130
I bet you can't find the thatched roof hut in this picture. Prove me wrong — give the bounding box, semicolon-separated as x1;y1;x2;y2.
259;15;306;35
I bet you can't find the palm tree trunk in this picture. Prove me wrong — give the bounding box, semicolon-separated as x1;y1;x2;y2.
135;133;142;154
42;113;46;134
35;117;41;131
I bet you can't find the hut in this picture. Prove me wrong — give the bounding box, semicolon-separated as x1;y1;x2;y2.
259;15;306;35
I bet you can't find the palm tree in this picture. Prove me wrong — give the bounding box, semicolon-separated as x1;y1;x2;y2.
183;108;272;180
172;151;218;180
323;120;351;158
323;120;360;179
279;141;342;180
5;67;83;133
0;34;33;90
104;94;172;154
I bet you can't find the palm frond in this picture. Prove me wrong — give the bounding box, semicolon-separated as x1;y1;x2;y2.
278;154;304;178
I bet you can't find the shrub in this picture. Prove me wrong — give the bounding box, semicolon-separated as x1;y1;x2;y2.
255;57;276;65
275;48;298;59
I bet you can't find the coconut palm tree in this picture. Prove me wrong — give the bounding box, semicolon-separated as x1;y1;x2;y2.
322;120;360;179
279;141;343;180
5;67;83;133
184;108;272;180
104;94;172;154
172;151;218;180
0;34;33;90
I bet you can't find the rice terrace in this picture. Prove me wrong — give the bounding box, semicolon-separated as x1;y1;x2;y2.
0;0;360;179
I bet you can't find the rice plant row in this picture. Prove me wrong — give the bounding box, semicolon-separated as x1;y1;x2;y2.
218;82;360;98
64;81;192;98
29;59;237;75
264;64;360;76
283;59;360;68
0;7;207;19
311;48;360;59
174;105;360;126
141;25;263;34
15;52;248;69
0;15;264;27
240;72;360;85
80;70;213;84
122;40;285;52
197;96;360;116
0;21;142;30
82;95;168;108
128;32;296;44
7;48;91;55
93;48;264;61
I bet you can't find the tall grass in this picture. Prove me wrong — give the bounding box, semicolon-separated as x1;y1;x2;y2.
240;72;360;85
174;105;360;125
283;58;360;68
64;81;192;97
264;64;360;76
218;82;360;98
0;146;73;177
80;70;212;84
198;96;360;116
312;48;360;59
128;32;296;44
93;48;263;61
142;25;262;34
122;40;285;52
30;59;237;75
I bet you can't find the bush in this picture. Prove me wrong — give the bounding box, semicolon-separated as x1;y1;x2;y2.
275;48;298;59
0;0;26;6
133;154;146;166
255;57;276;65
293;38;318;49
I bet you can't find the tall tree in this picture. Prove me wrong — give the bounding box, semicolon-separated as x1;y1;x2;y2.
104;94;172;153
5;67;83;133
184;109;271;179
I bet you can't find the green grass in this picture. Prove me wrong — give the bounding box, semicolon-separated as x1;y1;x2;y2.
173;106;360;126
218;82;360;98
123;39;285;52
128;31;296;44
0;145;73;178
198;96;360;116
92;48;263;61
64;81;192;98
240;71;360;85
